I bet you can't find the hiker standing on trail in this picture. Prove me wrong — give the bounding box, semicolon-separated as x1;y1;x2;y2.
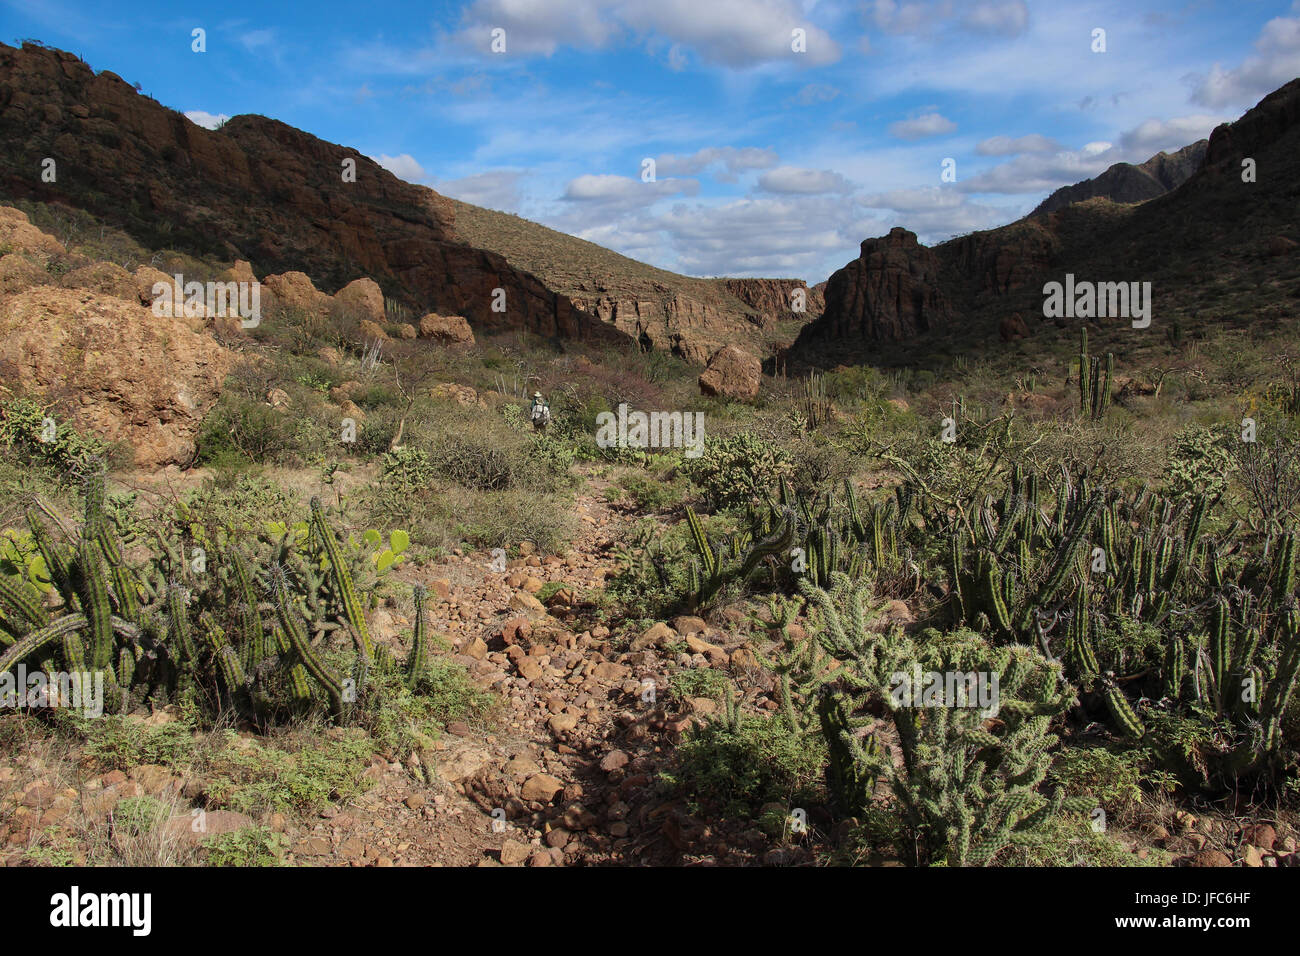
530;391;551;432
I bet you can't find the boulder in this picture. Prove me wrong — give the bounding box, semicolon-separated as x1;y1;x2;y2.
0;287;233;468
335;277;386;323
0;206;65;257
358;318;389;342
263;270;330;317
699;344;761;400
418;313;475;345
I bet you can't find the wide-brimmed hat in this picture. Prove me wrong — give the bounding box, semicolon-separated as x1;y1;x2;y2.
533;391;543;397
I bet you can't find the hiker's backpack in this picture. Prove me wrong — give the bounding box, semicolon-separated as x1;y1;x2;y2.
531;401;551;426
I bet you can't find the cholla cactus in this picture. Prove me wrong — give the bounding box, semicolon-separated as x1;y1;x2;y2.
795;573;1088;866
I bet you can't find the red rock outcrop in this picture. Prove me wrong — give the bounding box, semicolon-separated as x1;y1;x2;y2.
798;227;952;347
0;42;626;348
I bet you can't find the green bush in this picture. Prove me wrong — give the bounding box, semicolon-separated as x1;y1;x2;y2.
0;397;109;475
684;432;793;509
202;826;289;866
661;709;826;819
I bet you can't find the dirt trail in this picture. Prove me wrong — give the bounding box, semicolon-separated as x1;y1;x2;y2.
285;466;797;867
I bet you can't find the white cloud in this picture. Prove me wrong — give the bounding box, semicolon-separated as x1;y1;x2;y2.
652;197;859;275
888;112;957;140
561;174;699;213
868;0;1029;38
975;134;1061;156
434;170;525;211
757;166;853;194
957;146;1118;195
655;146;779;176
452;0;841;66
240;29;276;51
1118;115;1223;156
452;0;620;56
1192;10;1300;108
858;187;1006;238
868;0;941;36
370;153;427;182
184;110;231;130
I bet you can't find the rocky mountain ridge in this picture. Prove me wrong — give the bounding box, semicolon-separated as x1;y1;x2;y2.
790;77;1300;369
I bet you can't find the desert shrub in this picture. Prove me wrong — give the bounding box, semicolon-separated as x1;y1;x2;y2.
684;431;793;510
356;656;495;758
0;397;109;475
609;471;686;512
1048;745;1147;812
787;434;855;496
175;473;299;547
381;445;437;486
201;826;289;866
200;731;373;816
112;796;169;836
74;714;197;771
362;479;574;554
1231;432;1300;533
195;392;289;466
434;433;518;490
661;706;826;819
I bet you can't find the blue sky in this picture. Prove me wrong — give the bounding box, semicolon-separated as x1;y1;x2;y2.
2;0;1299;282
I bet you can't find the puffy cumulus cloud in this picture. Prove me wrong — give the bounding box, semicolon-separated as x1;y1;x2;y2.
975;133;1061;156
451;0;621;56
652;197;861;276
184;110;230;130
1191;9;1300;108
452;0;840;66
560;173;699;214
370;153;427;182
1118;115;1223;156
757;166;854;194
956;145;1118;195
888;112;957;140
857;187;1007;239
867;0;1029;38
655;146;780;177
620;0;842;67
434;170;525;211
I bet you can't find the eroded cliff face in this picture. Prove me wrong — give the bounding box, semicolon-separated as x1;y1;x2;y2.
794;227;953;352
566;279;820;364
720;278;825;326
0;42;624;345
